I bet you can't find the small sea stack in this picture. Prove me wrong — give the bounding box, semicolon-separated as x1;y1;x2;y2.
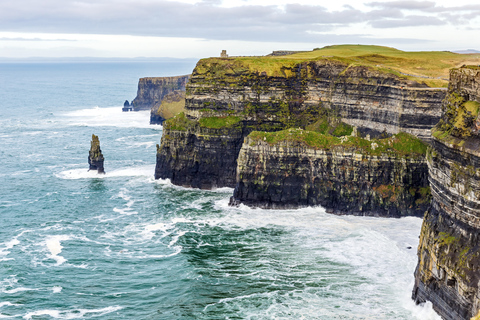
88;134;105;174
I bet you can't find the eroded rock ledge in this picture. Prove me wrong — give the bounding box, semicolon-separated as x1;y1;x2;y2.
412;66;480;320
229;130;430;216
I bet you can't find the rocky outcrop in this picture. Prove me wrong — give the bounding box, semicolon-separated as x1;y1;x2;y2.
156;55;444;189
229;130;430;216
150;91;186;125
122;100;132;112
131;75;190;111
412;66;480;320
88;134;105;174
155;113;244;188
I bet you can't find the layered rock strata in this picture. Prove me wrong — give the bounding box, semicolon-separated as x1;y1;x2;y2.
131;75;190;111
156;56;444;189
88;134;105;174
230;130;430;216
412;66;480;320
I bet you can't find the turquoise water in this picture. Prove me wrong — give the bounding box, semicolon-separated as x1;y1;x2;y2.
0;62;440;319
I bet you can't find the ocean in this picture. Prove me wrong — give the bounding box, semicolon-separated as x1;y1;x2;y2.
0;61;441;319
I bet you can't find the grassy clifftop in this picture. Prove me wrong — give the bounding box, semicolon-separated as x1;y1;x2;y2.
249;129;427;158
194;45;480;87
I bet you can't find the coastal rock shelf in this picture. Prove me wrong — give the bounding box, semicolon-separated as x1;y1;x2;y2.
131;75;190;112
229;130;430;216
412;66;480;320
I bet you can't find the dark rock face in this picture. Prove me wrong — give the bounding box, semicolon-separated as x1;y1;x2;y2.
412;67;480;320
150;113;166;125
122;100;132;112
229;134;430;216
88;134;105;174
132;75;190;111
155;118;244;189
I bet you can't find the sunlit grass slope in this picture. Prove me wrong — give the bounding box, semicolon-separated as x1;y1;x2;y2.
196;44;480;88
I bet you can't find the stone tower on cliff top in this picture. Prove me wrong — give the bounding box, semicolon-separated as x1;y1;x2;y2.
88;134;105;174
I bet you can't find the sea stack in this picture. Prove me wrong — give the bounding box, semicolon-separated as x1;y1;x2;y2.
88;134;105;174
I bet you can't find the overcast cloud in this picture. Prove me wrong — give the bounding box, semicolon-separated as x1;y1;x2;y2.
0;0;479;58
0;0;478;43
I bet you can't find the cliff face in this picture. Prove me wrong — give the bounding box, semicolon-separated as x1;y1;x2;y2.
185;59;445;141
230;130;430;216
155;113;244;188
412;66;480;320
131;75;190;111
156;57;443;189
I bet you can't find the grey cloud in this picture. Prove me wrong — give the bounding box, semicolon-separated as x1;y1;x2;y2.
0;0;473;43
0;37;75;41
367;1;436;10
0;1;367;42
371;15;445;28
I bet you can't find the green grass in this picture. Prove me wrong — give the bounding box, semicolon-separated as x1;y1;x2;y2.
199;115;242;129
195;44;480;87
438;232;457;246
163;112;195;131
154;91;186;120
435;90;480;140
249;129;427;157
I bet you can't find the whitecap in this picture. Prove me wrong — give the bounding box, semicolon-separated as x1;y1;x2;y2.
45;235;71;266
52;286;62;293
0;302;20;308
3;287;38;294
55;164;155;180
144;223;167;232
112;207;138;215
22;306;122;319
62;106;160;129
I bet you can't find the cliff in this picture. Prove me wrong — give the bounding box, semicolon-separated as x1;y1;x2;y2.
412;66;480;320
131;75;190;111
230;130;430;216
150;91;186;125
156;45;452;189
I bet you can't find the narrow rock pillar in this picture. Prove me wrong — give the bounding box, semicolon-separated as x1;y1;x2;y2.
88;134;105;174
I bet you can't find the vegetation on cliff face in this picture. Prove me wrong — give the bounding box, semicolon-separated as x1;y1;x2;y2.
435;92;479;137
193;45;480;87
199;115;242;129
432;67;480;151
163;112;195;131
249;129;427;157
305;107;354;137
153;91;186;120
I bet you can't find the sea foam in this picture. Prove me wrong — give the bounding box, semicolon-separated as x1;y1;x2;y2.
56;164;155;180
45;235;71;266
63;106;159;129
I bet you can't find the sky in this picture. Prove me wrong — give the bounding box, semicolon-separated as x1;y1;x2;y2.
0;0;479;58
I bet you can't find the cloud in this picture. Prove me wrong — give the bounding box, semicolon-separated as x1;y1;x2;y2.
0;0;477;43
0;1;365;42
371;15;445;28
0;37;75;41
366;1;436;10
